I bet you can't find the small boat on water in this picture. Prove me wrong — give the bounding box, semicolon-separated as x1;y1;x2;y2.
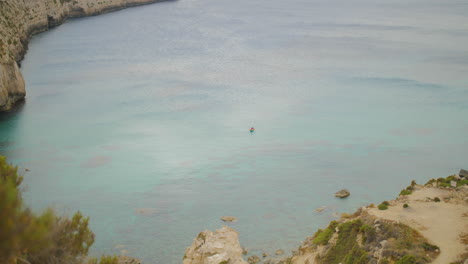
250;127;255;132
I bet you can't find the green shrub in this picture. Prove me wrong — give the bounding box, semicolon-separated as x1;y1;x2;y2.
88;255;119;264
313;221;338;245
403;203;409;208
359;224;373;233
0;156;95;264
378;202;389;210
421;242;439;251
446;175;456;182
457;179;468;186
434;197;440;202
439;182;450;188
98;255;119;264
396;255;416;264
400;189;412;196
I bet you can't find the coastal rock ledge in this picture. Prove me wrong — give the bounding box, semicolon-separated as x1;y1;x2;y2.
183;226;248;264
0;0;166;111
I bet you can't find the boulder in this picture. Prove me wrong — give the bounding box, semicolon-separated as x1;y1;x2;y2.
459;169;468;178
221;216;238;222
183;226;248;264
247;255;260;264
242;247;249;255
335;189;350;198
451;181;457;188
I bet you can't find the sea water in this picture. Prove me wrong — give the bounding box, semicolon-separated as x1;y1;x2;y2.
1;0;467;263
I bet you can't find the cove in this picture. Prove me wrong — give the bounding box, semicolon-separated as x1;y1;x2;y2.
1;0;468;263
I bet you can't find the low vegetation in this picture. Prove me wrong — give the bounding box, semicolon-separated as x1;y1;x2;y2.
378;201;390;210
306;212;439;264
425;174;468;188
312;221;338;245
0;156;118;264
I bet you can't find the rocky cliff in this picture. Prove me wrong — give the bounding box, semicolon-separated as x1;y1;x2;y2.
184;175;468;264
0;0;165;111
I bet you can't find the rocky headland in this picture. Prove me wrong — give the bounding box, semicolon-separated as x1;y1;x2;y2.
0;0;166;111
184;173;468;264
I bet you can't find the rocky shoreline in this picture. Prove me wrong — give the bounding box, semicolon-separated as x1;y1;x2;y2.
183;173;468;264
0;0;168;111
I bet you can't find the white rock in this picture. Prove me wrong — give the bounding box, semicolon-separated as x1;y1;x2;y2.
183;226;248;264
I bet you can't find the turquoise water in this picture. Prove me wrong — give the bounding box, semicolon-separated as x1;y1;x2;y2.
1;0;468;263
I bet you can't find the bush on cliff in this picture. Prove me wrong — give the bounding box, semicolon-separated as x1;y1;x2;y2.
0;156;94;264
378;201;389;210
312;221;338;245
88;255;119;264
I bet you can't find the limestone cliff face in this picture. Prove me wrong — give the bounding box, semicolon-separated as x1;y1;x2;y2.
0;62;25;111
0;0;164;111
183;226;248;264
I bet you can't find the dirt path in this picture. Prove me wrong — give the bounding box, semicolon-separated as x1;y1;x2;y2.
368;186;468;264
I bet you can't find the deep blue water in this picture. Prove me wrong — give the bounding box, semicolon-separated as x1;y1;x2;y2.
1;0;468;263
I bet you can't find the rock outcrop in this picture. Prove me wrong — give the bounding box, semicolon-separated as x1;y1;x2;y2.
117;256;142;264
183;226;248;264
459;169;468;178
334;189;350;198
0;0;166;111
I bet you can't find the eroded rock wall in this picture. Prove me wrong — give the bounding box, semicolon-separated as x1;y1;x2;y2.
0;0;164;111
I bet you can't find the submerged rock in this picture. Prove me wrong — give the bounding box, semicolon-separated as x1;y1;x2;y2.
117;256;142;264
315;206;326;212
183;226;248;264
334;189;350;198
275;249;284;255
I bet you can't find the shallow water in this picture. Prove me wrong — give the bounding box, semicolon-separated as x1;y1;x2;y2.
1;0;468;263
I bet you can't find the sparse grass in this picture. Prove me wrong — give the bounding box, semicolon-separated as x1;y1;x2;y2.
396;255;416;264
318;219;368;264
